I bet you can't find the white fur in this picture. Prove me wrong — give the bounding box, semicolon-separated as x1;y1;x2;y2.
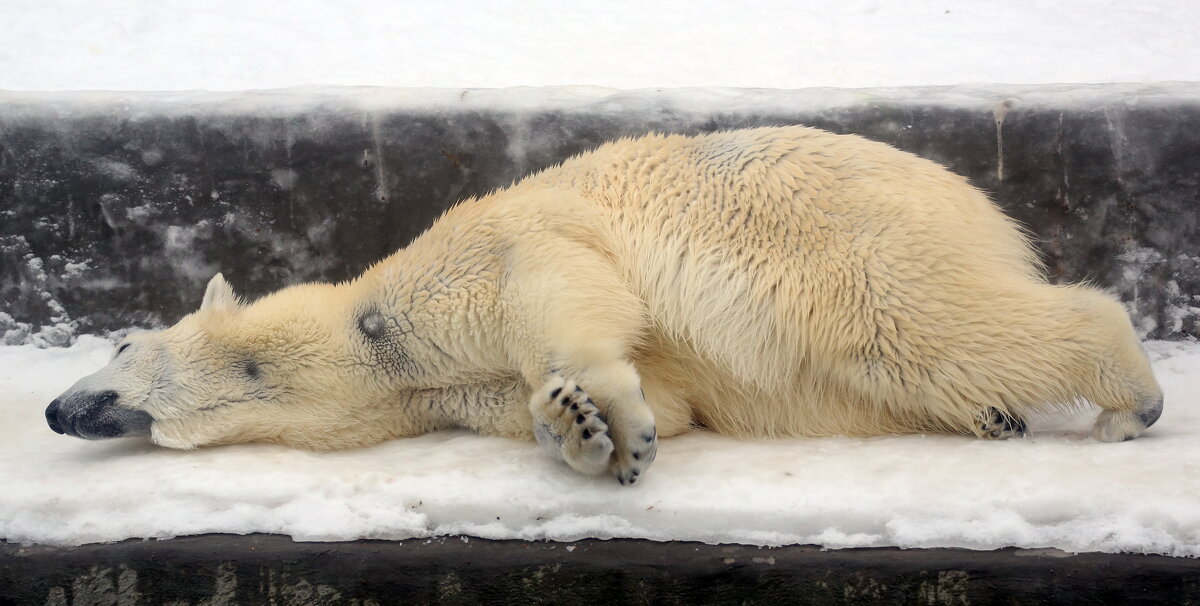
63;127;1164;482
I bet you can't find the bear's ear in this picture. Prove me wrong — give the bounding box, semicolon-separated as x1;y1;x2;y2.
200;273;241;312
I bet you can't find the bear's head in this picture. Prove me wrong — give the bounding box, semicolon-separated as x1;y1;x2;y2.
45;273;423;450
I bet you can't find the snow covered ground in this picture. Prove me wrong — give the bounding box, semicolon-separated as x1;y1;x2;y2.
3;0;1199;91
3;0;1199;558
2;335;1199;555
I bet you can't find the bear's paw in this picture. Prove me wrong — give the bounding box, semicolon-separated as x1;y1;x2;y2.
1092;410;1148;442
530;376;615;476
607;399;657;486
973;407;1027;440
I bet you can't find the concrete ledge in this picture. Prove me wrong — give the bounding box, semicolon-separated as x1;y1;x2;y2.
2;534;1199;605
3;83;1200;341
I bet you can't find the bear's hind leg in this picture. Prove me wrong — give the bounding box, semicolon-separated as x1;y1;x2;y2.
1071;291;1165;442
972;407;1027;440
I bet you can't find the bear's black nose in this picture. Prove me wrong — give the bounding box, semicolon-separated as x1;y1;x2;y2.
46;399;65;434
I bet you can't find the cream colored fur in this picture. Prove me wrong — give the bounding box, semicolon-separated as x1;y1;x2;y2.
66;126;1164;483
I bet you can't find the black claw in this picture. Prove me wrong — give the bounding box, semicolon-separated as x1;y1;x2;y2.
631;469;640;476
576;414;585;424
582;429;591;439
574;385;584;393
550;387;562;399
570;403;579;411
618;477;626;486
982;407;1027;437
632;452;640;460
628;477;637;484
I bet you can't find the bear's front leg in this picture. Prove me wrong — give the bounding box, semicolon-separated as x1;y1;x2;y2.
498;193;659;484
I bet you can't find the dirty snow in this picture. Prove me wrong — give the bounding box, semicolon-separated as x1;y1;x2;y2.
2;335;1199;555
3;0;1199;92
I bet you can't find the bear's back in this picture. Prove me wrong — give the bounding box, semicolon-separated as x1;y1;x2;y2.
527;128;1041;383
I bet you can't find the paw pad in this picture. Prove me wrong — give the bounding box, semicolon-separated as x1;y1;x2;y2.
977;407;1026;440
529;376;614;476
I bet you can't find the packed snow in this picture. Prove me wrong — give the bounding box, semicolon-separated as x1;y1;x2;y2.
6;82;1199;119
3;0;1199;92
2;335;1199;555
3;0;1199;557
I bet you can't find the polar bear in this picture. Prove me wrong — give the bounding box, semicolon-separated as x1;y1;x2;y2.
46;126;1163;484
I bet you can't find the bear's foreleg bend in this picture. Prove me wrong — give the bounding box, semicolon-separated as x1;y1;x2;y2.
499;207;658;484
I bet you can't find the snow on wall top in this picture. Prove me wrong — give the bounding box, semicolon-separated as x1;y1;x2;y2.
3;82;1200;118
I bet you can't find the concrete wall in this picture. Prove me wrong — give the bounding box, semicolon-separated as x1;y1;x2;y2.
4;534;1200;605
2;83;1199;344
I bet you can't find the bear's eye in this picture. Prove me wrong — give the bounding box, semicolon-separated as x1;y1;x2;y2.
242;361;262;381
115;343;131;357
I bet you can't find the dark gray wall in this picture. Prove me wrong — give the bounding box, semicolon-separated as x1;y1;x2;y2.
4;534;1200;605
2;84;1198;343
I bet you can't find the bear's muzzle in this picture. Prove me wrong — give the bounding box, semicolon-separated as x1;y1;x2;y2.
45;391;153;439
